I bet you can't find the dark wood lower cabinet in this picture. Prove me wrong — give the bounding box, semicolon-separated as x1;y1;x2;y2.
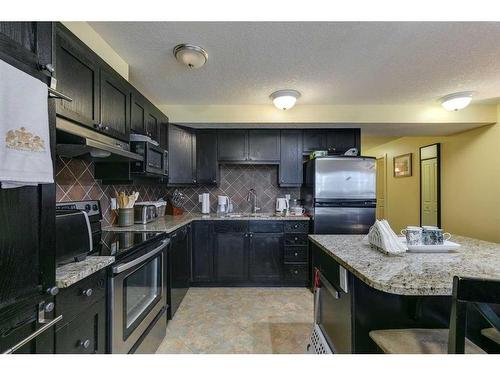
55;300;106;354
191;220;309;286
215;232;248;282
249;233;283;282
55;269;107;354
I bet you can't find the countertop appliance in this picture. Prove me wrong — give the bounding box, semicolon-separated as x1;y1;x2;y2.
168;225;190;319
130;141;168;178
276;197;289;214
134;203;158;224
302;156;376;234
199;193;210;214
100;230;169;354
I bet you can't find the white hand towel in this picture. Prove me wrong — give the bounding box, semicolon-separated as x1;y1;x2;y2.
0;59;53;188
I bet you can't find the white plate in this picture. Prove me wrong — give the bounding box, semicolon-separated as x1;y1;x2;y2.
398;237;461;253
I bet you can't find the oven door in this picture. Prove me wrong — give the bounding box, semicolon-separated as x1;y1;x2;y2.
110;239;168;354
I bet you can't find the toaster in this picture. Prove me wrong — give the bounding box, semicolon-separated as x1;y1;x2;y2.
134;204;158;224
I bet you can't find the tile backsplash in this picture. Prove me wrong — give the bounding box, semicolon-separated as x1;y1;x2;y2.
56;156;300;225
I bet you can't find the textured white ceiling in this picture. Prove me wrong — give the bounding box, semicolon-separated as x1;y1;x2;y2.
89;22;500;106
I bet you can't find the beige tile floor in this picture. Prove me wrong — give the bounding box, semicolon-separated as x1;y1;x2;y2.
156;287;314;354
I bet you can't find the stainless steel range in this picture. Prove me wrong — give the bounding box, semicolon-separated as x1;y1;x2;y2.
99;231;169;354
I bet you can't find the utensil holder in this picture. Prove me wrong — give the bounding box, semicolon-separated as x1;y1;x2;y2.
118;208;134;227
166;205;184;216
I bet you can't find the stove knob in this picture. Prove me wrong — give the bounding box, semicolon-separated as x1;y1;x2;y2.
85;204;91;211
44;302;55;313
92;204;98;211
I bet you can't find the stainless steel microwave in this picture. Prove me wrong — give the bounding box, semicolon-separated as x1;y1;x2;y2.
130;141;168;178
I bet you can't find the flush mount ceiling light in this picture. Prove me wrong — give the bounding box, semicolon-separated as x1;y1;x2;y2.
270;89;301;110
439;91;473;111
173;43;208;69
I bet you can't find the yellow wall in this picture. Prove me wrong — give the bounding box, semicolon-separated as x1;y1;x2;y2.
62;22;129;80
365;114;500;243
361;136;399;152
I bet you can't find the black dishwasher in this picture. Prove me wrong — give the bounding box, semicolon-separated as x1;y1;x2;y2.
168;225;190;319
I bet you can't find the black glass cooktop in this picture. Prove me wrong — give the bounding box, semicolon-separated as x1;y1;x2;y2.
96;231;165;259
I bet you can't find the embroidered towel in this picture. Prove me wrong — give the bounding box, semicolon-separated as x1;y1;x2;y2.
0;59;53;188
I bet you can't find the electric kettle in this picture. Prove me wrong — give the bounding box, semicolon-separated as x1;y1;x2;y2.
276;198;289;214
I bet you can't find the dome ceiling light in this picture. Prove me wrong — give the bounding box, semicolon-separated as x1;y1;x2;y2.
173;43;208;69
440;91;473;111
270;89;301;110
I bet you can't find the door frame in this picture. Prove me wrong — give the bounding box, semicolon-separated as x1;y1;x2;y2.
375;154;388;220
419;143;441;228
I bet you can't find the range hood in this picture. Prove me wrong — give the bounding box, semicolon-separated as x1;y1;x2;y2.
56;117;143;162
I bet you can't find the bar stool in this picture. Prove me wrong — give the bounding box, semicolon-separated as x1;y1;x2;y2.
369;276;500;354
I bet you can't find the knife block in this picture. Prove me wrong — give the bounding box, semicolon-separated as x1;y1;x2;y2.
166;205;184;216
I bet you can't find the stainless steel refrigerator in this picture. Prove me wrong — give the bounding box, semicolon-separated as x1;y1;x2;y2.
302;156;376;234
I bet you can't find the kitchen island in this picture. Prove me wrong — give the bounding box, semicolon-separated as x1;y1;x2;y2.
308;234;500;353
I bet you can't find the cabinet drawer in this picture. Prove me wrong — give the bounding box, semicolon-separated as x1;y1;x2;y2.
55;300;106;354
284;221;309;233
284;233;308;246
56;269;106;329
283;264;308;281
284;246;308;263
213;220;248;233
249;221;283;233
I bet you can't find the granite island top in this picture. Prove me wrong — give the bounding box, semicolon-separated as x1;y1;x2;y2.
309;234;500;296
56;256;115;288
103;213;309;234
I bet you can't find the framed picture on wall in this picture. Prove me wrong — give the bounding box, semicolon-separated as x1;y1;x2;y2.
394;153;412;177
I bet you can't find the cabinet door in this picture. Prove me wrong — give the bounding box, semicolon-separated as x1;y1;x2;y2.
100;68;130;141
146;105;160;143
191;222;214;282
0;22;52;80
55;300;106;354
55;26;100;128
168;124;196;184
326;129;360;154
159;113;169;150
248;129;280;162
249;233;283;282
130;90;146;135
215;233;247;282
302;129;327;153
217;130;247;161
279;130;303;186
196;130;218;185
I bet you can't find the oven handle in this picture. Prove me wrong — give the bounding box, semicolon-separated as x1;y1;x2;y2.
112;239;169;274
318;271;340;299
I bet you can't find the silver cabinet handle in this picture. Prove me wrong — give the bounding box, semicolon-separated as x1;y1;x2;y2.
3;315;63;354
78;339;91;349
82;288;93;297
46;286;59;296
48;87;73;102
113;239;169;274
294;252;298;256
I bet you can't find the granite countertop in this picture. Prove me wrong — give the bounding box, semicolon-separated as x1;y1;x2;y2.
55;256;115;288
309;234;500;296
103;213;309;234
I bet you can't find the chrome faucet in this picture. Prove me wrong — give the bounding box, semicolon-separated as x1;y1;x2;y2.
246;188;260;214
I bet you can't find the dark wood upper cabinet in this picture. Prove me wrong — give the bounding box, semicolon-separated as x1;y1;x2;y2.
0;22;52;80
279;129;303;186
303;128;361;155
249;233;283;282
168;124;196;185
99;67;130;141
159;113;169;150
55;26;100;128
218;129;280;163
248;129;280;162
196;130;218;185
303;129;327;153
217;129;247;161
327;128;361;154
130;90;147;135
146;108;160;143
